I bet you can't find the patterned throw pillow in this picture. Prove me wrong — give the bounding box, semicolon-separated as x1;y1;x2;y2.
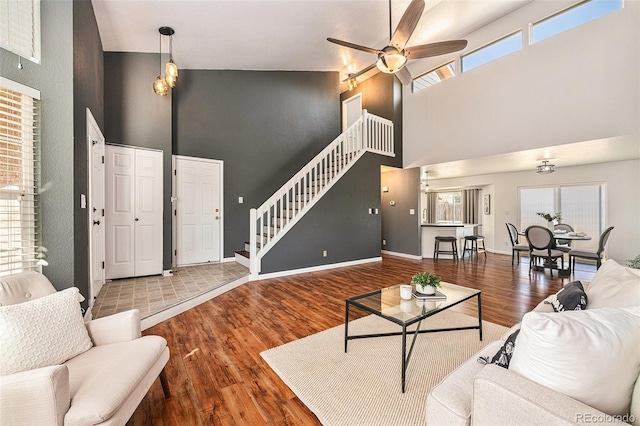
0;287;93;375
546;281;587;312
489;329;520;369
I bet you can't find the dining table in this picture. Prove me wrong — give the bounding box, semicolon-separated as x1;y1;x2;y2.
519;230;592;275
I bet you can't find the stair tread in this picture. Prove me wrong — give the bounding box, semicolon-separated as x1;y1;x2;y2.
234;250;250;258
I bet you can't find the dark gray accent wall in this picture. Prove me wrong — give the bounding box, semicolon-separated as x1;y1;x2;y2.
340;72;403;168
73;0;104;308
261;153;382;273
0;0;76;292
103;52;173;269
381;168;421;256
173;70;340;258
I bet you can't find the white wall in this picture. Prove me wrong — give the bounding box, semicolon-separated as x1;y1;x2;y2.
403;0;640;167
422;159;640;264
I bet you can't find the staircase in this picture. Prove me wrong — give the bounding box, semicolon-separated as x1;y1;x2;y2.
235;110;394;275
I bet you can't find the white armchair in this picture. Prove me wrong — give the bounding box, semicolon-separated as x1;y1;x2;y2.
0;272;170;426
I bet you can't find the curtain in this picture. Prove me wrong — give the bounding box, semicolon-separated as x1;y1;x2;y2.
463;189;480;224
425;192;438;223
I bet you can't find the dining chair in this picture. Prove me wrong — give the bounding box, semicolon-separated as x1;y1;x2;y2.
525;225;565;277
506;223;529;265
553;223;574;253
569;226;615;271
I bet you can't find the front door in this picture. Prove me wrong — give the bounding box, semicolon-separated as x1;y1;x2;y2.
87;109;105;310
175;156;223;266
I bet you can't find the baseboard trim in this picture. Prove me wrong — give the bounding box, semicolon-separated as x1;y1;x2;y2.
222;257;237;263
252;257;382;281
141;275;250;331
381;250;422;260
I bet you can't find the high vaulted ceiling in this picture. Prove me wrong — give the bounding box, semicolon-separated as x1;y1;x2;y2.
92;0;531;82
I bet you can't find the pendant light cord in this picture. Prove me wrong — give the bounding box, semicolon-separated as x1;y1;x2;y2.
159;32;162;74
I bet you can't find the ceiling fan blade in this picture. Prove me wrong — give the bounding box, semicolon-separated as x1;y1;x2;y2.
327;38;380;55
404;40;468;60
395;66;413;86
390;0;425;50
342;63;379;82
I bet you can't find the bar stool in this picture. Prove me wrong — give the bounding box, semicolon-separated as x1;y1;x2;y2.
462;235;486;260
434;236;458;260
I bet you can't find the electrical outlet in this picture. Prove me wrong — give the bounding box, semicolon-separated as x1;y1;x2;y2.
382;239;386;245
322;250;327;257
409;209;415;215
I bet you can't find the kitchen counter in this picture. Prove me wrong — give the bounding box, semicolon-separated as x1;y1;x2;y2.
421;224;479;258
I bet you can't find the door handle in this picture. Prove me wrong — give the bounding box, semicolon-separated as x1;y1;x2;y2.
93;220;101;226
215;216;219;220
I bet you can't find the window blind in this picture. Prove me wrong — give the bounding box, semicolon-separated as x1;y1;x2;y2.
0;80;40;276
0;0;41;63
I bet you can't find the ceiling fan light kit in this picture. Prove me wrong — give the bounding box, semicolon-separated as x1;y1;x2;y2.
153;26;178;96
536;160;556;174
376;48;407;74
327;0;467;86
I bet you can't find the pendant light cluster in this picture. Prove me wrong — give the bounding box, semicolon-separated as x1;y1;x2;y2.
153;26;178;96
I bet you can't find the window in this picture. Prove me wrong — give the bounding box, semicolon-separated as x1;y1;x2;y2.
461;31;522;73
412;61;456;93
519;184;605;252
436;191;463;223
0;78;41;276
531;0;623;44
0;0;41;63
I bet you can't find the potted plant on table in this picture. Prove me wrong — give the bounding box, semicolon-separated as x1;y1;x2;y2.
411;272;441;295
536;212;562;230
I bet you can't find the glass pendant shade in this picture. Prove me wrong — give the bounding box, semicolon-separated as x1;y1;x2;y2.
166;60;178;78
153;76;169;96
165;73;177;88
376;52;407;74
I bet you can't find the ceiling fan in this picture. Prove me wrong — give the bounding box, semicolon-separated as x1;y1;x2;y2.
328;0;468;86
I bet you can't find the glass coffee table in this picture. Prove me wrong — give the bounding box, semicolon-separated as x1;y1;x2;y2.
344;282;482;392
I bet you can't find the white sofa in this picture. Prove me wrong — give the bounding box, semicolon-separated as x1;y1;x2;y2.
426;260;640;426
0;272;170;425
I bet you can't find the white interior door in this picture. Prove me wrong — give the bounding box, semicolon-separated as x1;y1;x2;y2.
87;110;105;308
175;156;222;266
105;145;163;279
134;149;163;276
105;145;135;279
342;93;362;131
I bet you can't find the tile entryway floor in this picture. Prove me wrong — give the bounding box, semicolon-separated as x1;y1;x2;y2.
92;262;249;319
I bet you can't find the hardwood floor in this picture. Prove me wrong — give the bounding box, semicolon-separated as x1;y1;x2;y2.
129;253;596;425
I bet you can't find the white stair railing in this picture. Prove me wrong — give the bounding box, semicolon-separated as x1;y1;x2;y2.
249;110;394;274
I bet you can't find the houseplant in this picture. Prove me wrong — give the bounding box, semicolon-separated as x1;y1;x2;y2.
536;212;562;229
628;255;640;269
411;272;441;295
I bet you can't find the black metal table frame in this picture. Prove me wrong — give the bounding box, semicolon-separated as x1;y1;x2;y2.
344;289;482;393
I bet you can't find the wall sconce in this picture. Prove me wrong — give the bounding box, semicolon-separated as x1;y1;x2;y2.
153;26;178;96
536;160;556;174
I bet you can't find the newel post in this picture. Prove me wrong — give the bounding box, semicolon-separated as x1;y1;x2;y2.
361;109;368;150
249;208;259;274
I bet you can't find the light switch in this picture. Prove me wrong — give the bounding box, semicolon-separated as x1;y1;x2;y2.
374;208;379;214
409;209;415;215
80;194;86;209
238;197;243;204
382;186;389;192
368;208;373;214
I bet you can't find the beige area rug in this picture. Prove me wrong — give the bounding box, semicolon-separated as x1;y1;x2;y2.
261;310;508;426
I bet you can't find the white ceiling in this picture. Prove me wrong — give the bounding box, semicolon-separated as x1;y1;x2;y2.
91;0;639;178
91;0;531;81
